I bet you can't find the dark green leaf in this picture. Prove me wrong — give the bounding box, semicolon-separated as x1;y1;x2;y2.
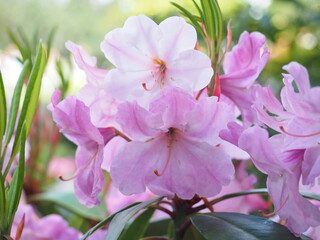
0;173;7;230
200;0;215;39
144;219;172;237
81;202;141;240
4;60;31;146
0;71;6;139
191;212;303;240
7;123;26;233
29;188;107;221
119;208;155;240
105;196;163;240
300;191;320;201
192;0;205;21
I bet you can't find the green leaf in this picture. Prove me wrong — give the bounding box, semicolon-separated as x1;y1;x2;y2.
119;208;155;240
46;26;57;62
191;212;304;240
4;60;31;146
6;28;29;63
170;2;206;39
7;123;26;233
300;191;320;201
7;42;46;172
81;202;141;240
0;173;7;230
29;188;107;221
0;71;6;139
105;196;163;240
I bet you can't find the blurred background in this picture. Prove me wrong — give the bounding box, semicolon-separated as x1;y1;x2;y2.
1;0;319;89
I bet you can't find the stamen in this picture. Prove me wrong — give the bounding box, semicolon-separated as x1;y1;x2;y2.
143;59;167;91
59;150;98;181
280;126;320;137
142;81;158;91
154;131;175;177
259;195;289;217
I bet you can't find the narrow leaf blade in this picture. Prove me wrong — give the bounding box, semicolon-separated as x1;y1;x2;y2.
0;71;6;138
119;208;155;240
105;197;163;240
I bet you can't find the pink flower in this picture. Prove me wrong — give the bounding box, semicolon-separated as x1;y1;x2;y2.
110;87;235;199
101;15;213;101
221;124;320;233
253;62;320;185
66;41;119;128
12;204;81;240
220;31;269;125
50;90;115;207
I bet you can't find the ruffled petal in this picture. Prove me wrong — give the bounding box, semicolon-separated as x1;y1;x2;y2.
185;96;234;145
66;41;108;86
158;16;197;61
282;61;310;94
167;50;213;91
101;27;153;71
302;146;320;185
117;101;163;141
147;135;234;199
221;31;269;89
110;137;167;195
149;87;196;129
74;146;105;207
51;95;104;145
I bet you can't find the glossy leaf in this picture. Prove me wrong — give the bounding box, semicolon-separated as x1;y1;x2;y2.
191;212;304;240
105;197;163;240
0;72;6;140
7;124;26;233
4;60;31;146
29;189;107;221
81;202;140;240
119;208;155;240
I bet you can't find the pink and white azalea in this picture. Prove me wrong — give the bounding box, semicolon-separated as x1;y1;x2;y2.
66;41;119;128
101;15;213;101
50;90;115;207
221;124;320;234
254;62;320;185
110;87;235;199
220;31;270;125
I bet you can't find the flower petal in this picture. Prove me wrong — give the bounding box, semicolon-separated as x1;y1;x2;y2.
74;146;105;207
167;50;213;91
117;101;163;141
302;146;320;185
221;31;269;88
66;41;108;86
158;16;197;60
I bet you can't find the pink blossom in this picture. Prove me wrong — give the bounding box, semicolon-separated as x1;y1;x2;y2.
50;90;115;207
253;62;320;185
66;41;119;128
220;31;269;125
221;124;320;233
110;87;235;199
101;15;213;101
12;204;81;240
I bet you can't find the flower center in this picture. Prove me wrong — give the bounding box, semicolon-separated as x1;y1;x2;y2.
142;58;167;91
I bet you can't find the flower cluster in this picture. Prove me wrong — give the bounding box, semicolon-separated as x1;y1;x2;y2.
50;14;320;237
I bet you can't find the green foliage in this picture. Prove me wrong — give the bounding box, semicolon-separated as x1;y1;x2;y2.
191;212;309;240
